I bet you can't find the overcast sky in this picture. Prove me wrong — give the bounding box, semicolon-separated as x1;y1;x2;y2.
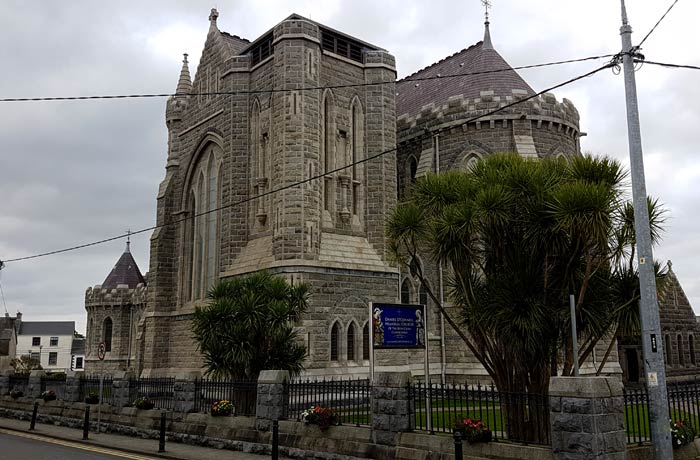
0;1;698;333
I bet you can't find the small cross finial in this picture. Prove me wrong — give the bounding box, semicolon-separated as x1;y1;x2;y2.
209;7;219;23
126;229;131;252
482;0;492;23
183;53;188;63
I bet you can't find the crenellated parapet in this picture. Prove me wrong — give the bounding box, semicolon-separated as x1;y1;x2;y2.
397;89;580;144
85;283;147;308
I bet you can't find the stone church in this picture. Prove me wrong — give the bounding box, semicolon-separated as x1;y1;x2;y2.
85;9;679;381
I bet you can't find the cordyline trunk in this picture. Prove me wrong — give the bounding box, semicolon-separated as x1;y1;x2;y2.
491;359;551;444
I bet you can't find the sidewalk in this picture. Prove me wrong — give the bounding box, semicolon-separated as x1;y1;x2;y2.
0;416;285;460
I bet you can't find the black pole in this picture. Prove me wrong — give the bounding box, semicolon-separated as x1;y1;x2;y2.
453;430;463;460
158;411;166;453
29;402;38;431
271;419;279;460
82;406;90;440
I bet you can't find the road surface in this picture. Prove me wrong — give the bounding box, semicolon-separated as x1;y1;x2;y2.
0;428;159;460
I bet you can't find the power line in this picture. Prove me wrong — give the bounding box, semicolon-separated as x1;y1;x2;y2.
1;62;613;264
0;53;614;103
638;0;680;48
639;60;700;71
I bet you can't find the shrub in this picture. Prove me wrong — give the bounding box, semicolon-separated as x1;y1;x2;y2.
211;399;234;417
133;397;155;410
454;418;492;444
671;420;696;448
301;405;337;431
40;390;57;402
9;389;23;399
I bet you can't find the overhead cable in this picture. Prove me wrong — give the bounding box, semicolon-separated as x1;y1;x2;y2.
0;53;614;103
1;62;613;264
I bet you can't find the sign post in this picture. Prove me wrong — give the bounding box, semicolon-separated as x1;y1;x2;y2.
370;303;429;428
97;341;106;434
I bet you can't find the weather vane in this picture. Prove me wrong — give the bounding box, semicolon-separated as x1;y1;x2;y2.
482;0;492;22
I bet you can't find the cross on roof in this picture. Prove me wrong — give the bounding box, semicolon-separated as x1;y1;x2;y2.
482;0;492;22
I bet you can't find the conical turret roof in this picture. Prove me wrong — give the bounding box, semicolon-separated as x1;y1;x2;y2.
101;242;146;289
176;54;192;95
396;22;534;119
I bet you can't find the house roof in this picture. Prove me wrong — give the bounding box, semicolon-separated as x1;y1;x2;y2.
19;321;75;336
101;242;146;289
396;24;534;119
71;338;85;355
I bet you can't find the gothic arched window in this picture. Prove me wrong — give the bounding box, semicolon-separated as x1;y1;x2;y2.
460;152;482;171
678;334;685;366
419;284;428;306
408;156;417;186
362;322;370;360
401;278;411;304
690;335;696;366
322;92;335;215
350;99;364;220
186;144;221;301
103;317;113;352
665;335;671;366
330;321;340;361
347;323;356;361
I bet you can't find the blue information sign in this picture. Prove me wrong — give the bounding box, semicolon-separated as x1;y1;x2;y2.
371;303;426;349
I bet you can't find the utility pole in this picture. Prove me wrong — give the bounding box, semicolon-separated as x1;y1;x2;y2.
619;1;671;457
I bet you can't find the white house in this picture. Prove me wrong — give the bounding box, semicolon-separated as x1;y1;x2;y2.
17;321;75;373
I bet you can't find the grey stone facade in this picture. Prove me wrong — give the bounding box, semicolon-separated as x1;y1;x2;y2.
619;262;700;384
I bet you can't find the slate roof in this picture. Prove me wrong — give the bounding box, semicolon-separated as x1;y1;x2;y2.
19;321;75;336
220;32;250;56
101;243;146;289
396;39;535;119
71;338;85;355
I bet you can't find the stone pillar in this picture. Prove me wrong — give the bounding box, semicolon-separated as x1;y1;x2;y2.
112;371;133;408
549;377;626;460
64;371;81;402
371;372;413;446
174;378;196;414
27;370;45;398
256;370;289;431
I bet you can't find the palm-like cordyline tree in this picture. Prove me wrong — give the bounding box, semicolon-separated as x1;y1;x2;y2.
192;271;309;382
387;153;665;440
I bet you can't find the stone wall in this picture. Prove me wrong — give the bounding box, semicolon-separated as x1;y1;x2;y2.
549;377;626;460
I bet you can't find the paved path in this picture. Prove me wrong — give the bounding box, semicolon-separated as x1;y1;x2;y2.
0;417;284;460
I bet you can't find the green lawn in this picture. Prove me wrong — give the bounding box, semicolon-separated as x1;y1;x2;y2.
625;405;700;441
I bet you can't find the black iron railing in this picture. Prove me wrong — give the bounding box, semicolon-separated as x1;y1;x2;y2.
624;380;700;445
79;375;114;405
408;381;550;445
285;377;371;427
40;374;67;399
129;377;175;410
193;378;257;415
8;374;29;395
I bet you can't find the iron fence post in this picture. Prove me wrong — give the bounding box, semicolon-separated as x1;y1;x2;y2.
271;419;279;460
29;401;38;430
158;411;166;452
453;429;463;460
82;405;90;440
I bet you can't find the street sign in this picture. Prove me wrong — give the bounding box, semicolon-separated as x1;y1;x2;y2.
97;342;106;360
371;303;426;349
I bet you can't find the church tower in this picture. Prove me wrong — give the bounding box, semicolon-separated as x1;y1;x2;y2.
141;10;398;376
84;240;146;373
